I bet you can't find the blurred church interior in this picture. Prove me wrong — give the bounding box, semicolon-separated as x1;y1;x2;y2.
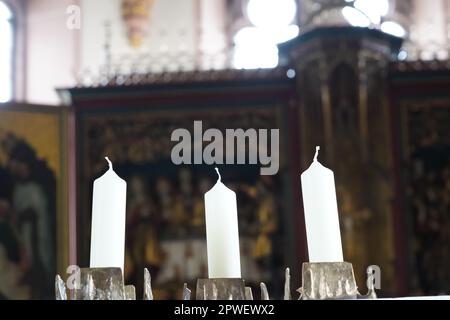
0;0;449;299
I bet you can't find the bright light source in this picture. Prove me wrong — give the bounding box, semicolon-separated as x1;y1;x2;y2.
354;0;388;24
381;21;406;38
286;68;296;78
0;1;12;20
342;6;371;27
397;50;407;60
235;0;299;69
233;44;278;69
234;27;261;45
233;27;278;69
265;24;299;44
247;0;297;29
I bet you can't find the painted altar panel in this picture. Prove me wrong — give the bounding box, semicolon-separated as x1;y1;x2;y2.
71;79;296;299
0;103;68;299
398;99;450;295
388;61;450;295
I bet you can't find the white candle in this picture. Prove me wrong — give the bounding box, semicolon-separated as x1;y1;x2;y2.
90;157;127;272
204;168;241;278
300;146;343;262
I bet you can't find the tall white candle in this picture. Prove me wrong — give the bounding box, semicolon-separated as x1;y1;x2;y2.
204;168;241;278
300;146;343;262
90;157;127;272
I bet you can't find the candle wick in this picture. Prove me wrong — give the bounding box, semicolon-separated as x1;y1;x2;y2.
105;156;113;170
215;167;221;182
313;146;320;162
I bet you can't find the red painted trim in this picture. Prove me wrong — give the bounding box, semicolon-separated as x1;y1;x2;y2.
388;83;408;296
68;87;294;110
288;99;307;265
68;108;78;266
389;81;450;94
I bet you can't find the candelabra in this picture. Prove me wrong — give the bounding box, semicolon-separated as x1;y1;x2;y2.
55;262;376;300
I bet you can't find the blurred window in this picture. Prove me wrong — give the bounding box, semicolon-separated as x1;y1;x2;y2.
0;1;14;102
233;0;299;69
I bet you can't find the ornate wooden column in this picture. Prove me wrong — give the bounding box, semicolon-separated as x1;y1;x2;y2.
280;27;403;295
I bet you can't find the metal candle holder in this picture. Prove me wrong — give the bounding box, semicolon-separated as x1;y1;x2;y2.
55;262;376;300
195;278;246;300
296;262;377;300
190;278;273;300
55;267;154;300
